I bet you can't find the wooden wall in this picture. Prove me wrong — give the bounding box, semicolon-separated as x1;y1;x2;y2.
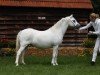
0;7;92;46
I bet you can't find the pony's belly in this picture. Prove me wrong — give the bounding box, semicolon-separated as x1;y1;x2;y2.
34;44;52;49
32;41;53;49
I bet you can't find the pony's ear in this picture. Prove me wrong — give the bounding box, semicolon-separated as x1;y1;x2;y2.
70;14;73;17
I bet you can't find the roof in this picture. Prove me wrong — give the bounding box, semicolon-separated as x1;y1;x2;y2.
0;0;93;9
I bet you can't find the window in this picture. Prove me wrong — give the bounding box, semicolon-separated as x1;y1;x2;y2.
38;17;46;20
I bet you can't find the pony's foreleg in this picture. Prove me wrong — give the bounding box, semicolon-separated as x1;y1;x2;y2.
51;45;59;66
15;46;25;66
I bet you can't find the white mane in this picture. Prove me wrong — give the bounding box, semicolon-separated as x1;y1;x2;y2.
49;17;69;35
50;18;65;29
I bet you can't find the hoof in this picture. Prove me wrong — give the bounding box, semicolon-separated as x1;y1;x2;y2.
16;64;19;66
22;62;26;65
55;63;58;66
15;62;19;66
51;62;58;66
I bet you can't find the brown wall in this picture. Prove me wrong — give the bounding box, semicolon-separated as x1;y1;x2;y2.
0;7;92;46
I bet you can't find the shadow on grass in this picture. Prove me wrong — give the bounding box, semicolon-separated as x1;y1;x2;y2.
23;55;92;66
0;55;99;67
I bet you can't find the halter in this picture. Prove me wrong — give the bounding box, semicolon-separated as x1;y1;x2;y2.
69;18;77;27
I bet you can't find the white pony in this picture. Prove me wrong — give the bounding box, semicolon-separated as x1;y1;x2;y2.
15;15;80;66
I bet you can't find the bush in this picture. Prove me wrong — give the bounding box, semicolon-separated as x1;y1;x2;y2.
0;42;4;48
0;39;9;48
88;34;97;39
0;40;15;48
0;41;9;48
8;41;16;48
0;39;16;56
82;38;95;48
83;48;93;56
80;38;94;56
0;48;15;56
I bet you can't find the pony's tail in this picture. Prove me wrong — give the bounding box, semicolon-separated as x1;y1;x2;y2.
16;33;20;53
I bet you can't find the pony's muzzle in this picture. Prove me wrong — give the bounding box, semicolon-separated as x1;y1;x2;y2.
75;24;81;29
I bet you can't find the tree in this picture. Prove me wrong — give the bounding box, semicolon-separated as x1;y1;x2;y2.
91;0;100;13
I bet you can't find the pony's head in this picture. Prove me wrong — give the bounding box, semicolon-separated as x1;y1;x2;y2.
65;14;80;29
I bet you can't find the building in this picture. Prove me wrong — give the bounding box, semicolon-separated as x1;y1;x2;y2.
0;0;93;46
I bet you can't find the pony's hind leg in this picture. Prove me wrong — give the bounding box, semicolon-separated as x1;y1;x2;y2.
21;47;27;65
15;46;26;66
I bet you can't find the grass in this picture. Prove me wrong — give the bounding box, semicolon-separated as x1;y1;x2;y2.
0;55;100;75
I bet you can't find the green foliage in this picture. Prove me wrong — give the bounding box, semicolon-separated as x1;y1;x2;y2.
0;40;15;48
0;42;4;48
0;39;16;56
83;48;93;56
91;0;100;12
81;38;94;56
0;39;9;48
88;34;97;39
0;48;15;56
8;41;16;48
82;39;95;48
0;41;8;48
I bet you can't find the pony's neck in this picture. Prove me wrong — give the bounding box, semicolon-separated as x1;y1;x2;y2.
50;18;69;36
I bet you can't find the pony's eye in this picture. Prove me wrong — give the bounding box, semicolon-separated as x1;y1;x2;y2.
73;20;76;23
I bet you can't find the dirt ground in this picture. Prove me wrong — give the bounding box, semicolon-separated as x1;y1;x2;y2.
26;47;91;56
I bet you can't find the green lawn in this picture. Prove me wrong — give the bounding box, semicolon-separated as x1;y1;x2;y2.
0;55;100;75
